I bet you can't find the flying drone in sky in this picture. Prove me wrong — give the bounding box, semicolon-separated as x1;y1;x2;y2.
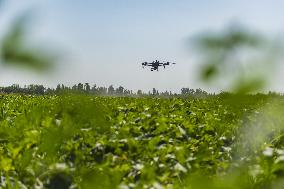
141;60;176;71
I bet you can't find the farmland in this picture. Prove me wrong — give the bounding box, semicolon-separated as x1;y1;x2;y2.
0;94;284;188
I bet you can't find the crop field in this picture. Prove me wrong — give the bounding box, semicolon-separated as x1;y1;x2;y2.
0;94;284;189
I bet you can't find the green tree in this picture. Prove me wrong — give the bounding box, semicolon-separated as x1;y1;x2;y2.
84;83;90;92
77;83;84;91
108;85;114;95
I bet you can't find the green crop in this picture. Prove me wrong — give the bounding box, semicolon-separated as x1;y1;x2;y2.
0;94;283;188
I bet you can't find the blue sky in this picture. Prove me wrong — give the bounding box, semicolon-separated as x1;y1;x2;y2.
0;0;284;92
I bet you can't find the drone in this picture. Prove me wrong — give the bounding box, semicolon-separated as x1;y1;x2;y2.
141;60;176;71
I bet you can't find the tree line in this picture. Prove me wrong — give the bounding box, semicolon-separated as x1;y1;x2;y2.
0;83;211;97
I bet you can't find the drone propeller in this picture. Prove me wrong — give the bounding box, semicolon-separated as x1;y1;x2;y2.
142;62;148;68
168;62;176;64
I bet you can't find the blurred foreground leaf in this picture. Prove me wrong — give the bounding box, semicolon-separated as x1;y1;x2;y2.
192;24;282;93
0;15;56;71
195;25;262;52
232;77;266;94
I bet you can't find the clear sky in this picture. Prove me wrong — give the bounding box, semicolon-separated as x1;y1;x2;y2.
0;0;284;92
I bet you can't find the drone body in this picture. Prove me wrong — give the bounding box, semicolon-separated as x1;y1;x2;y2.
141;60;176;71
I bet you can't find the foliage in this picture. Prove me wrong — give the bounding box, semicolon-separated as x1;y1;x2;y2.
192;24;282;94
0;83;214;97
0;14;55;71
0;94;283;188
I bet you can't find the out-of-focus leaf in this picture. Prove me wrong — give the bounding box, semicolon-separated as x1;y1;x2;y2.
232;77;266;94
0;157;13;171
191;24;282;94
201;64;218;80
194;25;263;52
80;168;121;189
0;15;55;71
